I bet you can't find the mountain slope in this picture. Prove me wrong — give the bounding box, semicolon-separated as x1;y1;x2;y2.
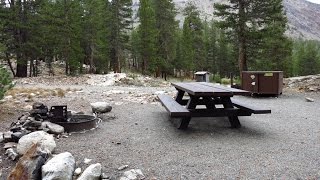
132;0;320;40
284;0;320;40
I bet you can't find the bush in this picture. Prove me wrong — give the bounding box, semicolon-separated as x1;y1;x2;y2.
212;73;221;83
221;78;231;85
0;66;13;99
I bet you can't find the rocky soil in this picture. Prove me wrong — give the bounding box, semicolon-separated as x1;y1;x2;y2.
1;73;320;179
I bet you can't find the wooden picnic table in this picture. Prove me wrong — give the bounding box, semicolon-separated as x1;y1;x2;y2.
158;82;271;129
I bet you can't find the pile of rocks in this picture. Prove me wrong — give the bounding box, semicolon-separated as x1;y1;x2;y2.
115;74;171;87
285;74;320;92
86;73;127;86
1;101;147;179
1;102;65;160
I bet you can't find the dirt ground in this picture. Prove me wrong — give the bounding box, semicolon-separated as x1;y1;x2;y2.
0;76;320;179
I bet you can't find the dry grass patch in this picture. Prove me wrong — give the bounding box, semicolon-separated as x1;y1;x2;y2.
5;87;67;98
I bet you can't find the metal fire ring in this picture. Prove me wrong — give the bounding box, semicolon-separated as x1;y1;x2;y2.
55;114;97;133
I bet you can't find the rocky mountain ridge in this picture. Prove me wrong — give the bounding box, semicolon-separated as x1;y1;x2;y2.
132;0;320;40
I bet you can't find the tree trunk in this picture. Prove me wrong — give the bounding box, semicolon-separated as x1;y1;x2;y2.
15;0;28;77
16;62;28;77
5;53;16;77
89;43;95;73
238;0;248;77
29;59;33;77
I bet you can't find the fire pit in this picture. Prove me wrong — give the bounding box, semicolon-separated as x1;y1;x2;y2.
55;114;98;133
47;106;98;133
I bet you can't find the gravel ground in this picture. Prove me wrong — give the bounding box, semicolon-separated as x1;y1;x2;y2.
1;79;320;179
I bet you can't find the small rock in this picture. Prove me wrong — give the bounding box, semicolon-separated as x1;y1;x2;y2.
0;99;6;103
118;165;129;171
101;173;109;179
84;158;92;164
77;163;102;180
5;148;19;161
41;121;64;134
305;97;315;102
11;131;26;142
0;132;3;143
42;152;75;180
91;102;112;113
4;142;18;149
154;91;166;95
74;168;82;176
120;169;145;180
24;105;33;111
3;131;13;142
4;95;13;101
115;102;124;106
25;98;33;102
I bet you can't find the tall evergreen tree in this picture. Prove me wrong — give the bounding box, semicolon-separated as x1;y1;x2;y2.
0;0;41;77
109;0;132;73
137;0;157;74
181;3;205;72
214;0;291;76
295;40;320;76
81;0;110;73
153;0;177;78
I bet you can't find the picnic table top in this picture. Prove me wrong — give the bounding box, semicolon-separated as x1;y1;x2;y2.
171;82;250;96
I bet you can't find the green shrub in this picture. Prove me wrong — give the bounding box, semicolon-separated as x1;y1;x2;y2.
221;78;231;85
0;66;13;99
212;73;221;83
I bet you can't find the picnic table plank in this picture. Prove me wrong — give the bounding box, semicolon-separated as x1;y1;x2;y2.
171;82;233;96
199;82;250;96
158;94;190;117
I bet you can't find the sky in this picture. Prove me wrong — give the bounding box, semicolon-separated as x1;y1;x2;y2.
306;0;320;4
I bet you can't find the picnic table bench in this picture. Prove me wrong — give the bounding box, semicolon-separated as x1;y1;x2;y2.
158;82;271;129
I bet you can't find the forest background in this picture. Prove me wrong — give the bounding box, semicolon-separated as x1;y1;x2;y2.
0;0;320;85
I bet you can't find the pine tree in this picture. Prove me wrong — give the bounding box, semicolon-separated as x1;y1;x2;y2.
214;0;291;76
109;0;132;73
181;3;205;73
81;0;110;74
0;0;42;77
295;40;320;76
153;0;178;78
138;0;157;74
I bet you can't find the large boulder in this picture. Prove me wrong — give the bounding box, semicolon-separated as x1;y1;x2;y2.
7;143;48;180
90;102;112;113
41;121;64;134
17;131;56;155
42;152;75;180
77;163;102;180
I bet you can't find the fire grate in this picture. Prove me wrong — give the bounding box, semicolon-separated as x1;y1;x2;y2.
55;114;98;133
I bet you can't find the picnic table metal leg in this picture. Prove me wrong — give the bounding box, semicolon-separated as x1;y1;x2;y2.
221;97;241;128
176;117;191;129
175;89;185;104
176;95;199;129
203;97;216;109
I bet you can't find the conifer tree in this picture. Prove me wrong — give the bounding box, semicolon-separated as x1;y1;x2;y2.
214;0;291;76
109;0;132;73
153;0;177;78
137;0;157;74
181;3;205;72
81;0;110;73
